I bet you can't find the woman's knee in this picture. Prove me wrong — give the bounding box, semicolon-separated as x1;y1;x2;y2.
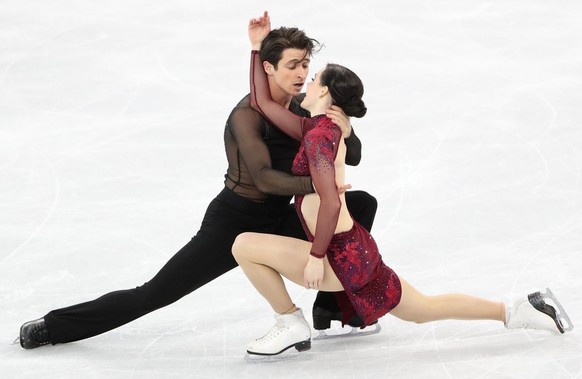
231;232;255;262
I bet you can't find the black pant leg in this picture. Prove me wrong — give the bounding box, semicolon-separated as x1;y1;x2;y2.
344;190;378;232
44;193;247;344
272;204;307;240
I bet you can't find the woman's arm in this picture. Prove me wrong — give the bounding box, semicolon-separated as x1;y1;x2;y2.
302;125;343;288
249;51;306;141
247;12;307;140
304;126;343;258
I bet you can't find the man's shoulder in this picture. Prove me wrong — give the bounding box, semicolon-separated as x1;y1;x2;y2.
228;94;264;131
233;93;252;109
231;94;257;115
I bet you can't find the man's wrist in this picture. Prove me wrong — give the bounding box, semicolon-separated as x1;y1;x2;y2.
344;126;355;140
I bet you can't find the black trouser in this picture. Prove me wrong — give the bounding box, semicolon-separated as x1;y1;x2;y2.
44;187;377;344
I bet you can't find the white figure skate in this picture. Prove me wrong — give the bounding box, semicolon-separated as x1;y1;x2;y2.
506;288;573;334
246;308;311;356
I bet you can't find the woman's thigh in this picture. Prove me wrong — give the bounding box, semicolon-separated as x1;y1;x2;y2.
235;232;344;292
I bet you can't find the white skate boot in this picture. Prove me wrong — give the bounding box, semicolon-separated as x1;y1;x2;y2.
505;288;573;334
246;308;311;356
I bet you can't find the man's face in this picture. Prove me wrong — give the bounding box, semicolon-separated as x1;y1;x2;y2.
268;48;310;97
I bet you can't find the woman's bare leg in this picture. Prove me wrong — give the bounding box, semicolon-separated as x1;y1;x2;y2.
232;232;343;314
390;278;506;324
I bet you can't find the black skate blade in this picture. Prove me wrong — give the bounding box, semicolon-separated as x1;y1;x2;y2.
528;288;574;333
313;323;382;341
541;288;574;332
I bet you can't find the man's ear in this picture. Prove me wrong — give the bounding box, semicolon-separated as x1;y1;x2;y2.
263;61;274;75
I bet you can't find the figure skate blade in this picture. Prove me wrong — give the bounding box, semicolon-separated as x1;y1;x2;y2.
313;323;382;341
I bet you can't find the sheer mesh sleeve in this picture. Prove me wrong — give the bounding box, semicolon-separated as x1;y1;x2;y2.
249;51;310;140
344;128;362;166
226;105;314;197
304;126;343;258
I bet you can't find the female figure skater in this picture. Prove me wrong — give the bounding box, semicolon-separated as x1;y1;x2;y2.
232;12;573;356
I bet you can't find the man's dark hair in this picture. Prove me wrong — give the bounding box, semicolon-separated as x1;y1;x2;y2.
260;27;320;68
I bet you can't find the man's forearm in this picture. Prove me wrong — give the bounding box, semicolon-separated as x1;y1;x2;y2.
344;128;362;166
254;169;314;196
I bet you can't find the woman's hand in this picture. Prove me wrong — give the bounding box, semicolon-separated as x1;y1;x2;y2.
326;105;352;138
304;256;324;290
248;11;271;51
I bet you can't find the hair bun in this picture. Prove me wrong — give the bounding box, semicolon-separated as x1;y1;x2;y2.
321;63;367;118
343;99;367;118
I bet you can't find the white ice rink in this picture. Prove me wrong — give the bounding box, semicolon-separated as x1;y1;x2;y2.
1;1;581;378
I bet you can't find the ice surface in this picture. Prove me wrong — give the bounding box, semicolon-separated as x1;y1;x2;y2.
1;1;581;378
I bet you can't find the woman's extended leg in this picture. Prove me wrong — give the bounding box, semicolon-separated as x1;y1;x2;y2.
390;278;505;324
389;279;571;334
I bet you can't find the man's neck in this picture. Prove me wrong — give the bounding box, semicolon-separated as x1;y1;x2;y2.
268;79;293;109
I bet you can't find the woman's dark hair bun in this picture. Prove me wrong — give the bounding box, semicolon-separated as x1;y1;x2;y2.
342;98;367;118
321;64;367;118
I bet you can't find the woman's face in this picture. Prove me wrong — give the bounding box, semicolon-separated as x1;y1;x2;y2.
301;67;325;111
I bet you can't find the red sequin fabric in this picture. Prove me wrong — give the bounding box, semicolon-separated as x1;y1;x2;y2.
293;116;402;326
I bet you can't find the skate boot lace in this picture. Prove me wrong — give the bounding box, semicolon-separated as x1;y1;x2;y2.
254;318;290;344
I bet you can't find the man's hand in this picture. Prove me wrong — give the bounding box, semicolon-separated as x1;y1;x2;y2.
338;183;352;194
248;11;271;50
312;182;352;194
326;105;352;138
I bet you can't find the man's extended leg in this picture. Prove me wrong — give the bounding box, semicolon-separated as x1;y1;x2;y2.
43;224;239;344
20;189;283;348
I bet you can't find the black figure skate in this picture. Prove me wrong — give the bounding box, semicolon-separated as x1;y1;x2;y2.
312;304;381;341
17;318;52;349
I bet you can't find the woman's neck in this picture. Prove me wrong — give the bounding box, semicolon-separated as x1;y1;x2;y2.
307;104;328;117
